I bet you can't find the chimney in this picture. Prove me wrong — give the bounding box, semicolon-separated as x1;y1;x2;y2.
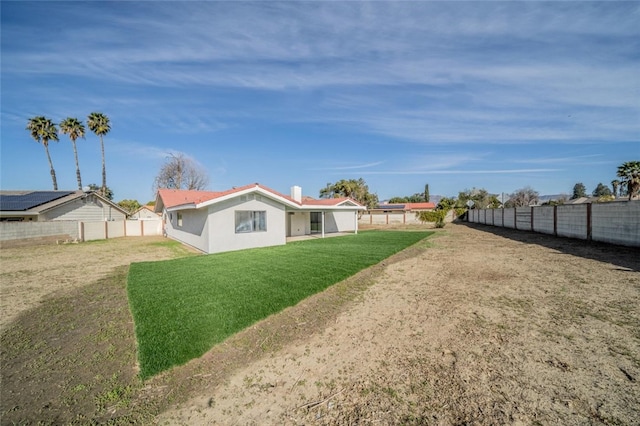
291;185;302;203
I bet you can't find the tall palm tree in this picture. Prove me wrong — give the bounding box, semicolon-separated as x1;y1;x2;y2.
60;117;86;190
26;116;59;190
87;112;111;196
611;179;620;198
617;161;640;200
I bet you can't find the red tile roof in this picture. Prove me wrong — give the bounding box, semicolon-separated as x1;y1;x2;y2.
403;202;436;210
157;184;363;209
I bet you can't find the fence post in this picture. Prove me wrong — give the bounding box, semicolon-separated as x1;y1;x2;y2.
514;208;518;230
124;220;127;237
553;205;558;236
531;206;534;231
141;220;145;237
587;203;592;241
104;221;108;239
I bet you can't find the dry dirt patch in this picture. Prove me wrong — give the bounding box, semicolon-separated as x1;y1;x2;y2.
1;225;639;425
0;236;190;331
159;224;640;425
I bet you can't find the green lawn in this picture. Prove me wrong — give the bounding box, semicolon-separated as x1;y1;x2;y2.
127;230;432;378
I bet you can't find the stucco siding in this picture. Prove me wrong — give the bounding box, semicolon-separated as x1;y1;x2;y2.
165;208;210;252
206;195;286;254
288;211;307;237
326;211;357;232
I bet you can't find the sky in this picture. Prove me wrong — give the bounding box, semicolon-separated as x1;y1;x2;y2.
1;1;639;204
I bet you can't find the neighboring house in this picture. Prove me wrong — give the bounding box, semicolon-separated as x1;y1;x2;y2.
155;183;366;254
130;205;161;220
0;190;127;222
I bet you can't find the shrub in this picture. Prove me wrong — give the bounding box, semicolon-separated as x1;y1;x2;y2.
416;210;446;227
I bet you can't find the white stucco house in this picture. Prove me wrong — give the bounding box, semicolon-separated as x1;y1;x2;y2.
130;205;161;220
155;183;366;254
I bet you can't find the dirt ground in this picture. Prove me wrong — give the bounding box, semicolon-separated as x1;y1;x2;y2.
1;224;639;424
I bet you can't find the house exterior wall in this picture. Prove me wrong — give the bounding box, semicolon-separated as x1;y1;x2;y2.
287;211;308;237
165;207;210;253
325;211;357;232
132;208;160;220
206;195;286;253
42;195;126;222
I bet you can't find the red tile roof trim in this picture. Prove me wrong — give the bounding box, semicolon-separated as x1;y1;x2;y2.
157;184;364;209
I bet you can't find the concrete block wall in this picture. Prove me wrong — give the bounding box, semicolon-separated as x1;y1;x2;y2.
556;204;588;239
0;221;79;242
533;206;555;235
592;202;640;246
83;222;108;241
468;201;639;247
515;207;532;231
107;221;125;239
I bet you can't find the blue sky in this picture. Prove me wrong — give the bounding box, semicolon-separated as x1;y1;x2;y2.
1;1;638;203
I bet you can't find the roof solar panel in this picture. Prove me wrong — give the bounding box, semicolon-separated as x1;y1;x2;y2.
0;191;75;211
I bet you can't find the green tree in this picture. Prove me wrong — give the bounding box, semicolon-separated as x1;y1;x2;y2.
87;112;111;197
424;183;430;202
611;179;620;198
617;161;640;200
118;199;142;214
26;116;59;190
592;182;612;197
571;182;586;199
487;195;501;209
319;178;379;210
457;187;491;209
60;117;86;190
88;183;114;200
436;197;455;211
388;197;409;203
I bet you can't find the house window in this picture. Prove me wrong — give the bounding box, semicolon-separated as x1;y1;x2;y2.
235;211;266;233
177;212;183;227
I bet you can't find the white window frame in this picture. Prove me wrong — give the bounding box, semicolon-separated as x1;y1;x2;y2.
235;210;267;233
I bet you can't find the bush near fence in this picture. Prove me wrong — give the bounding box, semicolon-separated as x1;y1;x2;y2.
0;220;163;248
466;201;640;247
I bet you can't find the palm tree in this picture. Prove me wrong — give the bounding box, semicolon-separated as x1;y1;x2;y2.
611;179;620;198
87;112;111;196
617;161;640;200
60;117;86;190
26;116;59;190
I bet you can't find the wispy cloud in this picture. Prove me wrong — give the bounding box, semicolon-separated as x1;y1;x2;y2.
313;161;384;171
358;168;561;176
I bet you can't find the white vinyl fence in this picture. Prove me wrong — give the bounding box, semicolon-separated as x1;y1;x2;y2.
467;201;640;247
